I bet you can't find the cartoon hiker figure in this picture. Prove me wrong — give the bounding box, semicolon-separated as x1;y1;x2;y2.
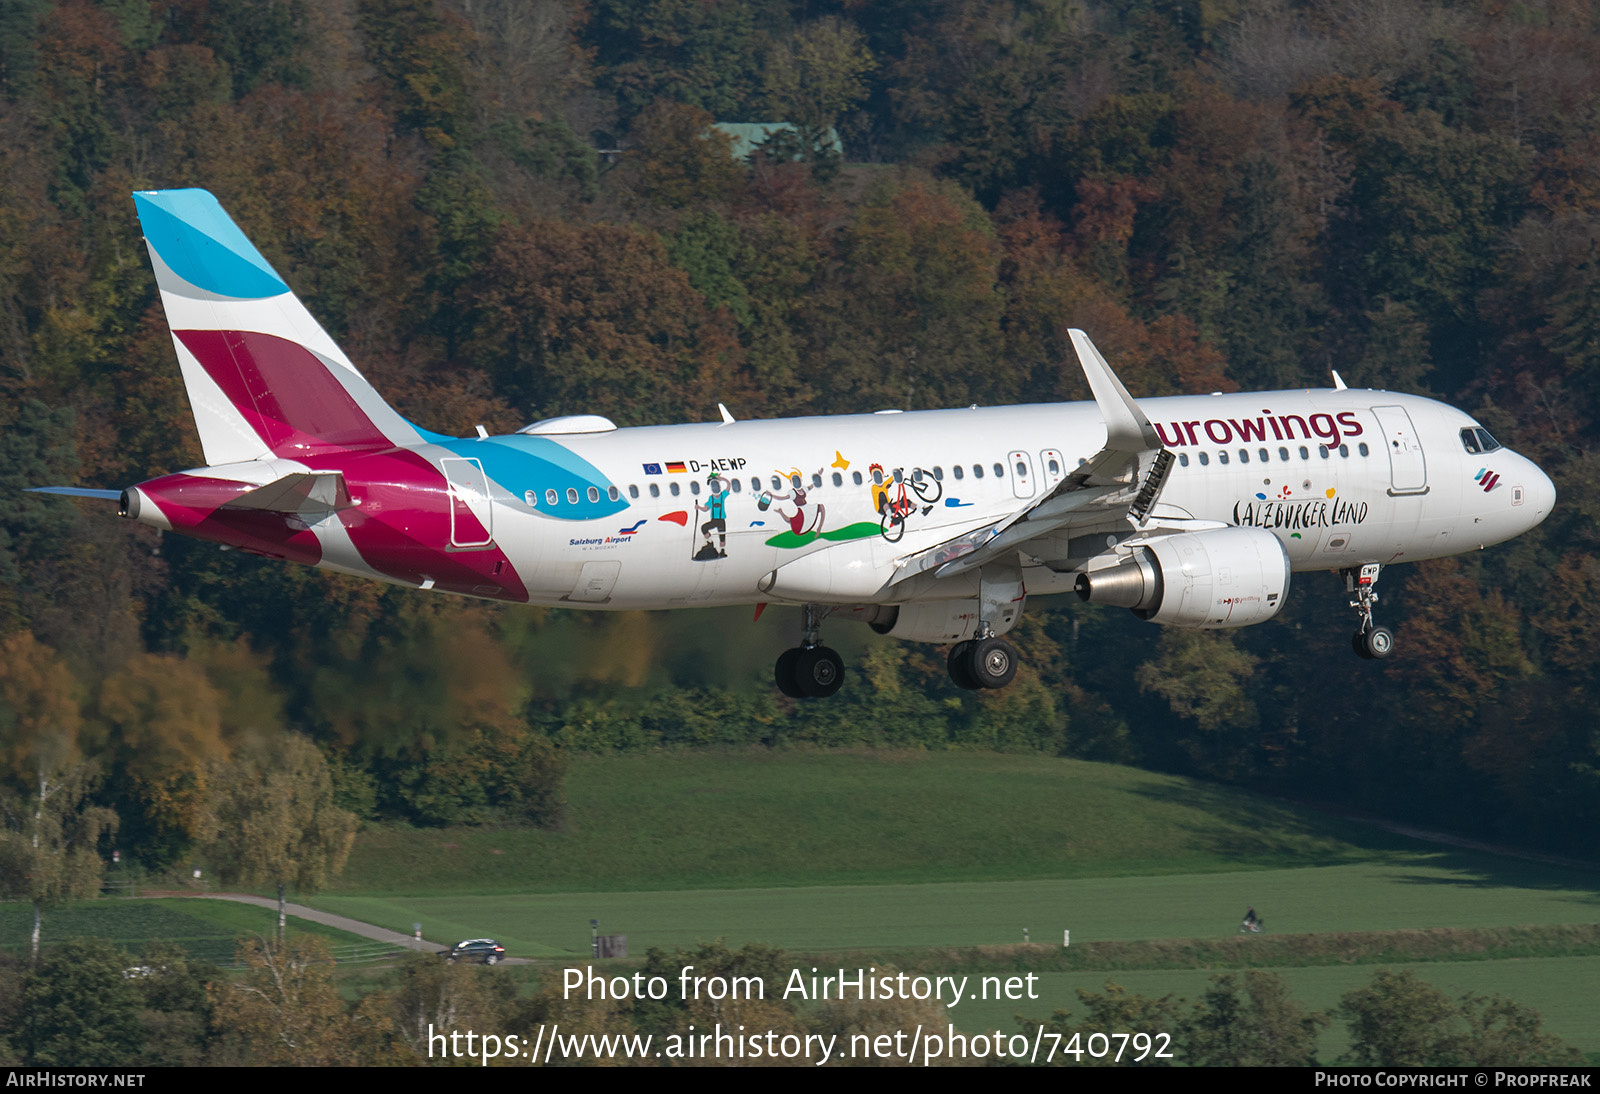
770;468;826;539
693;472;729;560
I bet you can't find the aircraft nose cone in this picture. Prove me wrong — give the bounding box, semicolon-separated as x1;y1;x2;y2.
1524;461;1556;527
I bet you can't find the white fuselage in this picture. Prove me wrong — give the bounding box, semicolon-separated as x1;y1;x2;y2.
347;388;1550;611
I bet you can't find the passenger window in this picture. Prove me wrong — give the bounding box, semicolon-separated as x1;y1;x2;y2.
525;490;538;507
588;486;600;502
628;485;639;499
750;477;760;492
1199;452;1210;466
1260;448;1269;462
791;475;802;489
973;464;984;479
993;463;1005;477
772;475;782;491
1239;449;1249;463
1319;445;1330;459
1015;460;1026;477
648;483;660;498
1299;446;1309;460
1178;453;1189;467
912;468;923;483
852;471;863;485
1219;451;1230;465
689;480;701;496
872;469;884;485
607;486;619;502
934;466;944;480
832;472;843;487
1048;459;1060;474
566;487;579;504
812;473;822;488
1339;444;1349;457
669;482;680;496
893;468;904;484
953;465;964;480
1279;447;1289;461
731;478;742;493
546;488;558;506
1358;443;1370;457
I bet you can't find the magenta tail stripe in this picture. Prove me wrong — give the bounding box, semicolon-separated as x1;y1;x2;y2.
176;329;394;456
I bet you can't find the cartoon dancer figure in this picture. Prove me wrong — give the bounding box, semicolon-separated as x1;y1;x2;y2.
693;472;729;561
771;468;826;538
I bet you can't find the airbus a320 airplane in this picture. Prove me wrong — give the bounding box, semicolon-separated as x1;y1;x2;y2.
36;190;1556;697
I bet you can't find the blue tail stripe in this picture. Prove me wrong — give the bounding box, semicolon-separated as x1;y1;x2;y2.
133;189;289;299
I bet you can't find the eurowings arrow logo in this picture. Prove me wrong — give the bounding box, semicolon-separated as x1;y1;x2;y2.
1475;468;1501;492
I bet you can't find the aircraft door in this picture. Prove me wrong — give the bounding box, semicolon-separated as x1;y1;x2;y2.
1040;449;1066;490
1371;406;1428;494
441;457;494;547
1008;450;1036;499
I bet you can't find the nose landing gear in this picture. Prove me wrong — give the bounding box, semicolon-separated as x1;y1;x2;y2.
1347;563;1395;660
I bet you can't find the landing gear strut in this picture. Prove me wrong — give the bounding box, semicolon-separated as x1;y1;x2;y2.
775;604;845;698
1346;563;1395;660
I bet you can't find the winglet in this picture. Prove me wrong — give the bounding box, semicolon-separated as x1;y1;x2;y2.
718;402;736;425
1331;370;1348;391
1068;330;1161;451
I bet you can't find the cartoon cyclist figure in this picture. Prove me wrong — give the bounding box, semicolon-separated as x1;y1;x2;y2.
693;472;729;561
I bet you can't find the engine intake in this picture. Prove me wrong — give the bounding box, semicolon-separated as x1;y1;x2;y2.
1076;526;1291;628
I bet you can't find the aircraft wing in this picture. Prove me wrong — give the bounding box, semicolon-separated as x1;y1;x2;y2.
891;330;1174;584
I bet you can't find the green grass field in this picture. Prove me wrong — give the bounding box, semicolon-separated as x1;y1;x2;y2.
333;750;1428;895
0;898;375;965
313;749;1600;1056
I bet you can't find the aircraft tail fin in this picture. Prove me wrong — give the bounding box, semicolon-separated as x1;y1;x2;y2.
132;189;448;465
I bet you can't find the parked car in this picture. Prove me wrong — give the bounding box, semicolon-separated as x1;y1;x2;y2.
441;938;506;965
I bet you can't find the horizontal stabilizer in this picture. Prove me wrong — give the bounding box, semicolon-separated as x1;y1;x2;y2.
221;472;352;515
27;487;123;500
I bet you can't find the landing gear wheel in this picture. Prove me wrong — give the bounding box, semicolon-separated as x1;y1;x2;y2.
1357;625;1394;660
794;646;844;697
775;648;806;697
968;637;1019;689
947;641;981;690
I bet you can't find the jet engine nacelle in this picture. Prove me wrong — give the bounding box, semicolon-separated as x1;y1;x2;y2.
1074;526;1291;628
858;598;1012;643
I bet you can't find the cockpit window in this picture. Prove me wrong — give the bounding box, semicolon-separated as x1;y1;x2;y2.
1461;426;1502;454
1477;428;1501;452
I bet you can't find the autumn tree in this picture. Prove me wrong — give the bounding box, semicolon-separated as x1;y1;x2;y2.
1339;969;1580;1066
1185;971;1327;1067
211;935;396;1066
15;939;142;1066
196;733;357;938
0;631;115;961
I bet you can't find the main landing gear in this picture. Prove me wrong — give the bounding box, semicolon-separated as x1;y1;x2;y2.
775;605;845;698
947;636;1019;690
1346;562;1395;660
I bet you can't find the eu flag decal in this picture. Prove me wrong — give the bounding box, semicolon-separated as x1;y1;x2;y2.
643;463;662;475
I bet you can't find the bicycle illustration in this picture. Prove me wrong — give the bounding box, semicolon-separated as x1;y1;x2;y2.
877;468;942;542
